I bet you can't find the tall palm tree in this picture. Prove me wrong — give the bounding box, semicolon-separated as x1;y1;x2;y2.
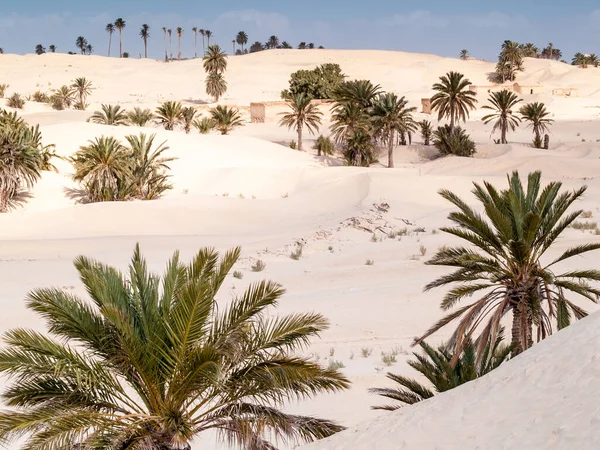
459;49;469;60
167;29;173;61
430;71;477;132
370;93;416;168
126;107;155;127
205;30;212;47
86;44;93;55
333;79;381;109
481;89;522;144
203;45;227;74
70;136;131;202
268;35;280;49
210;105;244;134
114;18;126;57
232;40;236;55
415;171;600;359
125;133;174;199
105;23;115;57
75;36;87;55
49;44;56;53
155;101;184;131
344;129;375;167
205;72;228;101
192;27;198;58
371;333;511;410
162;27;168;61
199;29;206;55
519;102;554;148
71;77;93;107
88;104;129;126
278;93;323;151
176;27;183;60
140;24;150;58
0;245;349;449
236;31;248;53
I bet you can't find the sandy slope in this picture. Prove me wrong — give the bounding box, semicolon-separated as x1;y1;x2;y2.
1;50;600;449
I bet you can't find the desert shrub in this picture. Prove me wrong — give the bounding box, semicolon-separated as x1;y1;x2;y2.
289;140;297;149
209;105;243;135
31;90;49;103
433;125;476;157
281;63;346;100
51;85;75;109
290;245;303;260
0;84;8;98
155;101;183;131
251;259;266;272
88;104;129;126
420;120;432;145
126;107;155;127
233;270;243;279
181;106;197;134
193;117;216;134
314;134;335;156
73;101;89;110
361;347;373;358
7;93;25;109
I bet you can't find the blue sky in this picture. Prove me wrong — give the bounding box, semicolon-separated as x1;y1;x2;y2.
0;1;598;60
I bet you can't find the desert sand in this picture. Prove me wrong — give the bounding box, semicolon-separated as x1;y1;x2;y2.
1;49;600;449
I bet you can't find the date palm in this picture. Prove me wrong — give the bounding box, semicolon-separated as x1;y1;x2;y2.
76;36;87;55
236;31;248;53
482;89;522;144
330;102;371;144
420;120;432;145
205;72;227;101
49;44;56;53
114;18;126;58
459;49;469;60
279;93;323;151
126;133;174;199
333;79;381;109
71;77;93;107
371;333;511;410
430;71;477;132
415;171;600;359
52;85;75;109
343;129;375;167
181;106;197;133
162;27;168;61
193;117;216;134
88;104;128;126
203;45;227;74
192;27;198;58
126;107;155;127
70;136;131;202
0;245;349;449
205;30;212;47
519;102;553;148
268;35;280;49
140;24;150;58
210;105;244;135
370;93;416;168
86;44;93;55
168;29;173;61
34;44;45;55
176;27;183;60
105;23;114;56
155;101;183;131
199;29;206;55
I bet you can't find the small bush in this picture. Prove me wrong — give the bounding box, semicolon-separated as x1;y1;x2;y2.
314;134;335;156
31;90;49;102
289;140;297;149
381;351;397;366
328;245;334;252
251;259;266;272
419;244;427;256
127;107;155;127
571;221;598;231
581;211;593;219
0;84;8;98
329;347;335;357
361;347;373;358
389;228;408;238
349;351;354;360
233;270;243;279
48;94;65;110
290;244;303;260
371;233;379;243
192;117;216;134
328;360;345;370
365;259;374;265
73;101;89;111
7;93;25;109
433;125;476;157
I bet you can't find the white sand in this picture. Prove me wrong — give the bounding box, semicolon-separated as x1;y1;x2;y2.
1;50;600;449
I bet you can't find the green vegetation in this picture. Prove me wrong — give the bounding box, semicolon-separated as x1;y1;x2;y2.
482;89;522;144
193;116;216;134
432;125;476;157
519;102;554;149
88;104;128;126
126;107;155;127
6;93;25;109
314;134;335;156
155;100;183;131
281;63;346;100
203;45;228;101
430;71;477;132
209;105;244;135
278;93;322;151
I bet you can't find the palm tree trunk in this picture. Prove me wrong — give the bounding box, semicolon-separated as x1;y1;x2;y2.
194;34;197;58
119;31;122;58
144;39;147;58
388;130;394;168
0;189;8;213
502;121;507;144
297;125;303;151
178;37;181;60
202;36;205;55
169;37;172;61
108;33;112;57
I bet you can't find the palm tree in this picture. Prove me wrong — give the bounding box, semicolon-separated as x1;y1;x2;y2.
49;44;56;53
52;85;75;109
205;72;227;101
371;334;511;410
519;102;554;148
519;43;539;58
193;117;216;134
250;41;264;53
415;171;600;359
86;44;93;55
155;101;183;131
199;29;206;55
70;136;131;202
162;27;168;61
76;36;87;54
333;79;381;109
281;41;292;49
71;77;93;109
370;93;416;168
34;44;45;55
459;49;469;60
308;43;315;49
205;30;212;47
105;23;115;56
482;89;522;144
181;106;197;133
88;104;129;126
210;105;244;134
432;125;476;157
420;120;432;145
167;29;173;61
330;102;371;144
344;129;374;167
430;71;477;132
126;107;155;127
268;35;280;49
140;24;150;58
192;27;198;58
0;245;349;448
203;45;227;74
0;113;54;212
298;42;307;49
114;18;126;58
278;93;323;151
125;133;174;199
236;31;248;53
176;27;183;60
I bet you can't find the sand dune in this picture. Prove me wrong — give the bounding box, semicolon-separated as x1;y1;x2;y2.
1;49;600;449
